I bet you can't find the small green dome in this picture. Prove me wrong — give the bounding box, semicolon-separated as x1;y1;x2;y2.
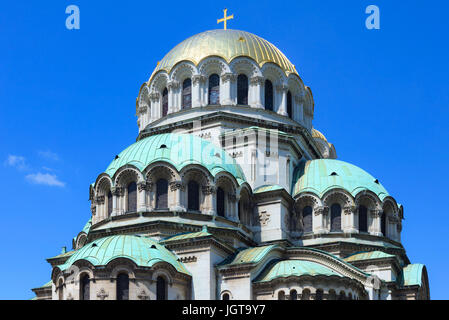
105;133;246;184
292;159;389;200
56;235;190;276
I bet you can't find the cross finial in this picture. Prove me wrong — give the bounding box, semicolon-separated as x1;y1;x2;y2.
217;8;234;30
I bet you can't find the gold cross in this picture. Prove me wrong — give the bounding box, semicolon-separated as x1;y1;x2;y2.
217;8;234;30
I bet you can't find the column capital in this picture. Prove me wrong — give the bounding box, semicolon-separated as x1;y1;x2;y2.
202;185;216;195
314;206;329;216
167;80;180;90
370;209;382;218
192;75;206;85
250;76;265;85
344;205;356;215
221;73;237;83
169;181;185;191
111;186;123;196
149;91;160;102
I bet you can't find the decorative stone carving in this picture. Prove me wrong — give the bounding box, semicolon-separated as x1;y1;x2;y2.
250;76;265;85
91;205;96;216
192;75;206;85
221;73;237;83
259;211;270;226
169;181;185;192
370;209;382;218
167;80;180;90
97;288;109;300
202;185;216;195
137;290;150;300
137;106;148;114
95;195;105;205
314;206;329;216
344;206;356;215
138;181;153;192
111;186;123;196
228;193;237;203
149;91;160;102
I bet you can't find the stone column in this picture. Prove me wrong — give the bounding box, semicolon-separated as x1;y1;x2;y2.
343;205;358;234
167;81;179;114
111;187;123;216
137;182;152;212
149;92;160;120
221;73;236;105
249;76;264;109
277;84;288;116
202;185;216;216
169;181;186;212
228;193;239;222
192;75;205;108
370;209;383;236
95;195;105;221
313;206;329;234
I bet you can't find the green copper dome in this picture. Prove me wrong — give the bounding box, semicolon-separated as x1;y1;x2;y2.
56;235;190;276
254;260;342;283
105;133;246;185
292;159;389;200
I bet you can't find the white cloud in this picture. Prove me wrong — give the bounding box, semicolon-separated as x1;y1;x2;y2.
4;155;28;170
26;172;65;187
38;150;60;161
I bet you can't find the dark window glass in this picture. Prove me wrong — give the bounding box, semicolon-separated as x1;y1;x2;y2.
127;182;137;212
237;74;249;105
301;289;310;300
107;190;113;216
188;180;200;211
208;74;220;105
338;291;346;300
316;289;323;300
222;293;230;300
156;276;166;300
156;179;168;209
359;205;368;233
302;206;313;233
162;88;168;117
381;213;387;236
80;274;90;300
290;290;297;300
182;79;192;109
278;291;285;300
287;91;293;118
264;80;273;111
331;203;342;232
217;187;225;217
116;273;129;300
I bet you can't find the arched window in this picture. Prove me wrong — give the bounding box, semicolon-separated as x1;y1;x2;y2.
222;293;230;300
290;290;297;300
264;80;273;111
359;205;368;233
315;289;323;300
80;274;90;300
237;74;249;105
216;187;225;217
162;87;168;117
338;291;346;300
208;74;220;105
287;91;293;118
156;179;168;210
331;203;342;232
381;213;387;236
116;273;129;300
301;289;310;300
182;79;192;109
156;276;167;300
107;190;113;216
278;290;285;300
328;290;336;300
187;180;200;211
127;182;137;213
58;279;64;300
302;206;313;233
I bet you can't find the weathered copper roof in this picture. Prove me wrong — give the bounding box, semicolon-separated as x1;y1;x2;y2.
344;251;396;262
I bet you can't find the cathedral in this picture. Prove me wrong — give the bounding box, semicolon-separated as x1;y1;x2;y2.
31;17;430;300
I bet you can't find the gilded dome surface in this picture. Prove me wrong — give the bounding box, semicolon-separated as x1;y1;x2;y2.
151;29;298;78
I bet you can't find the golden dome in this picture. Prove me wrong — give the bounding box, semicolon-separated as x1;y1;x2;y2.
151;29;298;79
311;128;328;142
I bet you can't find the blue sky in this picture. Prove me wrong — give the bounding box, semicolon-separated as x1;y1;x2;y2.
0;0;448;299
